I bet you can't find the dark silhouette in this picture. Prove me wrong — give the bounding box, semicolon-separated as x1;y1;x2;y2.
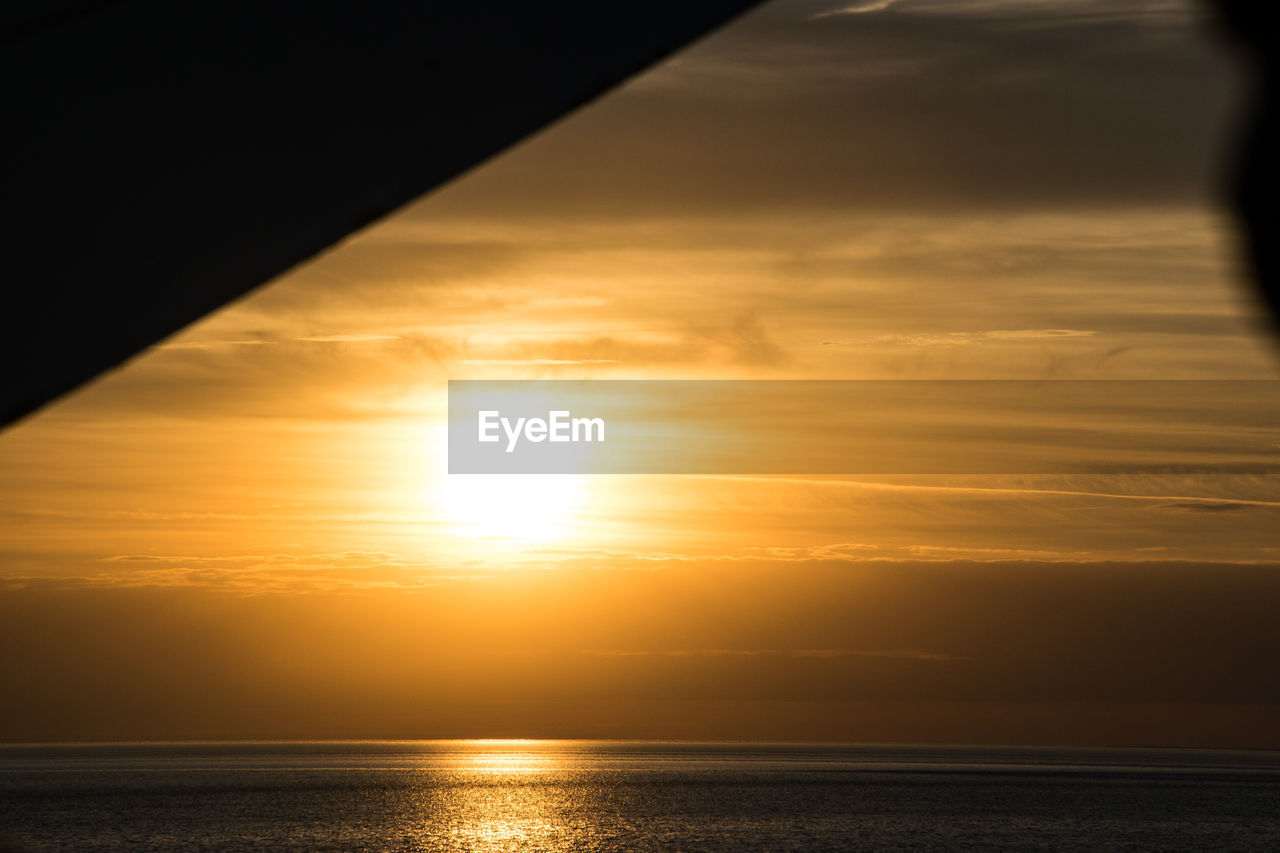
1212;0;1280;333
0;0;761;428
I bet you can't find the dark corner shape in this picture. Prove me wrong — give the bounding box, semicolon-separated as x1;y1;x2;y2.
1210;0;1280;336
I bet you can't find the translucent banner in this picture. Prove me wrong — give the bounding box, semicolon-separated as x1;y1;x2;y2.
447;380;1280;475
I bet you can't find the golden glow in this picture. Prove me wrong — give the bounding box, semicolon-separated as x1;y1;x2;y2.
1;0;1277;750
463;747;558;775
438;474;586;543
393;743;571;851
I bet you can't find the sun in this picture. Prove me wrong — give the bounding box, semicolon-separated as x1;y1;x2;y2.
439;474;585;543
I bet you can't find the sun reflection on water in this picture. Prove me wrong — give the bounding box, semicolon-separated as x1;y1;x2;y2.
397;740;588;852
463;741;559;775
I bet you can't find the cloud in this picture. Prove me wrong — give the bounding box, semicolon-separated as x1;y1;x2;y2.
696;309;789;367
4;557;1280;743
810;0;900;19
1157;501;1254;513
793;647;966;661
157;339;270;350
421;0;1232;219
822;329;1099;347
46;331;465;420
454;359;620;366
580;647;966;661
983;329;1098;340
906;545;1068;559
296;334;400;343
744;543;879;561
722;476;1280;510
8;507;444;524
54;550;486;594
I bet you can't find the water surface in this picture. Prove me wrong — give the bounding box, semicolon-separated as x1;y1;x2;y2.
2;741;1278;851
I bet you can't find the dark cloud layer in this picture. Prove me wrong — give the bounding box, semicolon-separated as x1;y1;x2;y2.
417;0;1238;219
3;559;1279;745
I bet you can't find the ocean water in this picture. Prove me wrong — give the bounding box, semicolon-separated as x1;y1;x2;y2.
2;741;1279;851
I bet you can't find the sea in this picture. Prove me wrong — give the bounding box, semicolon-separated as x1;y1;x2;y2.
2;741;1278;851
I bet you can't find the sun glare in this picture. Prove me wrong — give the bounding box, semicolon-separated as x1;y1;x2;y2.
440;474;586;543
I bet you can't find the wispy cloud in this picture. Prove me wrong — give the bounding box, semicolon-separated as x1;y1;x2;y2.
1156;501;1255;514
454;359;619;366
720;476;1280;509
157;339;271;350
581;647;966;661
810;0;900;20
36;550;485;594
296;334;400;343
744;543;879;561
694;309;790;367
905;544;1067;558
822;329;1098;347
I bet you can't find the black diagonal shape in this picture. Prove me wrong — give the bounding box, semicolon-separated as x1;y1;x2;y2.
0;1;762;426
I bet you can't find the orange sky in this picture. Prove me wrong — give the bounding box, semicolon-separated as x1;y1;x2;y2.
2;0;1279;746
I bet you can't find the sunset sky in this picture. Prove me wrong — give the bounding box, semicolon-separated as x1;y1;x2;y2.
3;0;1280;746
